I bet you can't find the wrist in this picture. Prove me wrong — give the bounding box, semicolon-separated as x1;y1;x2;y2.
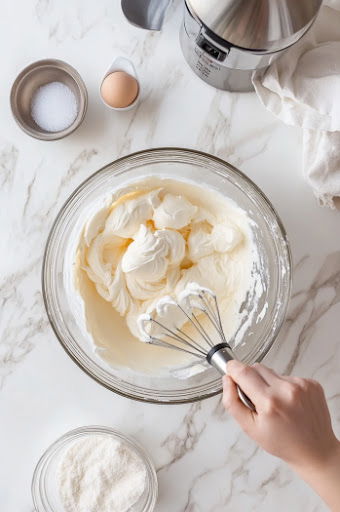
291;439;340;478
290;439;340;511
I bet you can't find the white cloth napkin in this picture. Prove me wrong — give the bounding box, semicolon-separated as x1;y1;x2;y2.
253;1;340;208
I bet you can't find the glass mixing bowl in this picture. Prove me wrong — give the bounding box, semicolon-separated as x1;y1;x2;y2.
32;426;158;512
43;148;291;404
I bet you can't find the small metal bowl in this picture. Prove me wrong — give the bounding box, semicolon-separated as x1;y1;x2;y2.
10;59;88;141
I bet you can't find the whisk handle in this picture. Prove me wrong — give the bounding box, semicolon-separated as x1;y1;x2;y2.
207;345;256;412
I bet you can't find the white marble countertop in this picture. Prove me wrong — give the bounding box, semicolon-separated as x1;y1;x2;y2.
1;1;340;511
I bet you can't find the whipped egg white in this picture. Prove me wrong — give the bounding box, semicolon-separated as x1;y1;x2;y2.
75;177;258;377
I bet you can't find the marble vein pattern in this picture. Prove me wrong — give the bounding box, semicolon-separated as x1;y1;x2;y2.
1;0;339;511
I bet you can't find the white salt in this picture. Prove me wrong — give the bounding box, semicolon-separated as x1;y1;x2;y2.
31;81;78;132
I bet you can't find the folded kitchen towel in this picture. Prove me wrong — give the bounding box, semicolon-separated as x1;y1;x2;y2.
253;1;340;208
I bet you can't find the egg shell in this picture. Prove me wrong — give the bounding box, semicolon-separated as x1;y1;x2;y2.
100;71;139;109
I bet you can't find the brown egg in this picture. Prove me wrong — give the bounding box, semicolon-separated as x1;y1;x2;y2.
100;71;139;109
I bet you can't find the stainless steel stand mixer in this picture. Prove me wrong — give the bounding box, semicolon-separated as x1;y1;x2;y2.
121;0;322;92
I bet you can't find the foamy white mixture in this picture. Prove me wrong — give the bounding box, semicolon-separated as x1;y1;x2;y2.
58;434;147;512
75;177;259;377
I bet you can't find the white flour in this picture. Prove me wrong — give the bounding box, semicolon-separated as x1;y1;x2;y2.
58;434;147;512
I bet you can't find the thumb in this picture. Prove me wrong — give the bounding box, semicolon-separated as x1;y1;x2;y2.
222;375;254;430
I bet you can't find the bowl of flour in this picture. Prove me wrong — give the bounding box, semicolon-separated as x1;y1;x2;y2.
31;426;158;512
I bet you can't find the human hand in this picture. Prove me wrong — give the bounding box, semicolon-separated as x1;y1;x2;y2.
222;360;339;472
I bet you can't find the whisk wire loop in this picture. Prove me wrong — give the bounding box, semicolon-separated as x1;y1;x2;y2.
176;303;213;350
139;284;256;412
174;326;208;352
148;336;206;359
149;318;206;356
194;293;227;345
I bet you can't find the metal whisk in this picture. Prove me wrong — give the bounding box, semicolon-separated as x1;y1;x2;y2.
138;283;255;411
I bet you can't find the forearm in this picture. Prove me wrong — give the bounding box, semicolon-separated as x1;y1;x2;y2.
291;440;340;512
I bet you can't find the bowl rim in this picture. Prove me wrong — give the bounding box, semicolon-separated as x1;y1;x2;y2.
10;58;88;141
42;147;292;404
31;425;158;512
